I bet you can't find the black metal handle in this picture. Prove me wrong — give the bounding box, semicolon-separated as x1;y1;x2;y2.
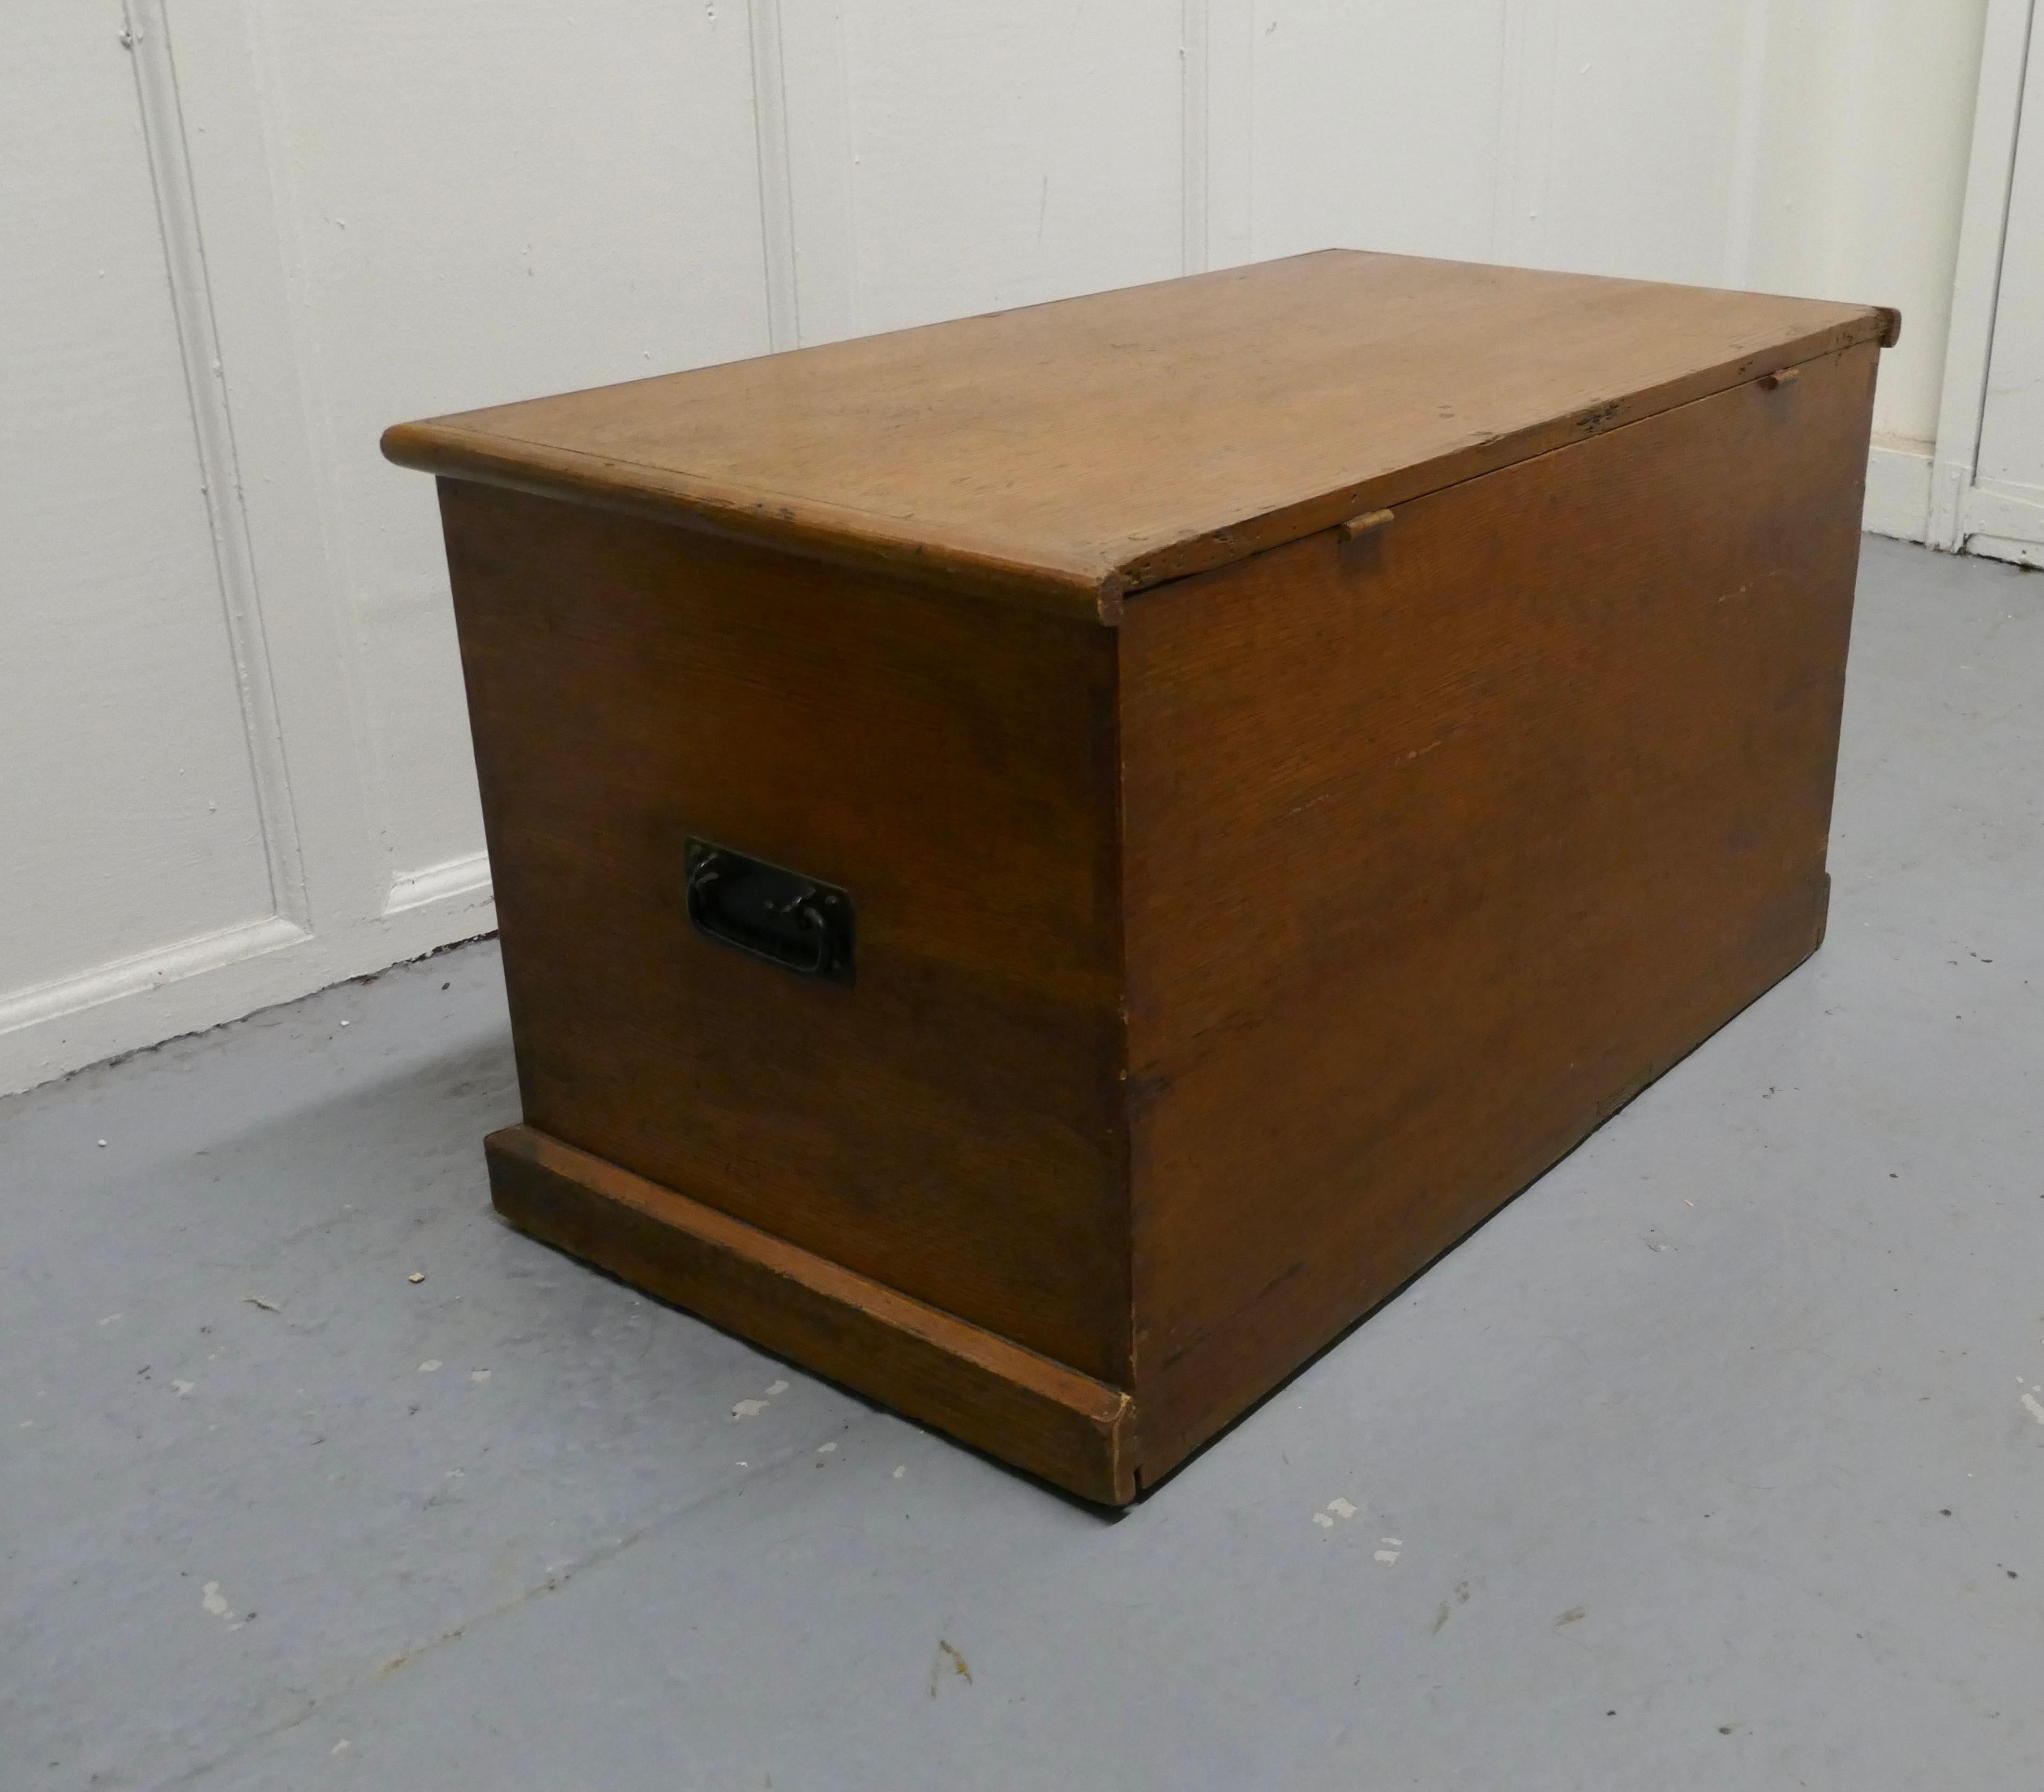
685;839;854;985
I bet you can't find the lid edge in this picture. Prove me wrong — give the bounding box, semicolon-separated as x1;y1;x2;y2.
380;422;1122;625
1109;308;1895;594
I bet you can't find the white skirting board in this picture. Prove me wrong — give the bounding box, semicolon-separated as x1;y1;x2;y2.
0;866;494;1099
1863;437;1935;544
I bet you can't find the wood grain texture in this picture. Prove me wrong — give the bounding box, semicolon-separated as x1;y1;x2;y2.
409;256;1888;1504
440;481;1131;1383
1117;345;1878;1482
488;1125;1136;1505
384;250;1893;620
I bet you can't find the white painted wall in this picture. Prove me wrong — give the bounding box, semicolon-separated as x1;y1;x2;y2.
1924;0;2044;566
1743;0;1992;540
0;0;1993;1093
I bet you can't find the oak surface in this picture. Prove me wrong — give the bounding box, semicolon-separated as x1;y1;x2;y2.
441;483;1130;1383
489;1125;1137;1505
395;254;1888;1504
1119;345;1875;1477
385;250;1893;620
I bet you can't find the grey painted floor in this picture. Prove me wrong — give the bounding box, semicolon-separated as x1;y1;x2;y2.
4;536;2042;1791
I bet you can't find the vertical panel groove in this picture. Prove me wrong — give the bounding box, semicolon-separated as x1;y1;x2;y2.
1181;0;1210;275
120;0;309;928
1931;0;2037;548
1493;0;1560;267
1962;0;2039;516
1198;0;1254;270
780;1;861;345
1721;0;1773;288
748;0;800;352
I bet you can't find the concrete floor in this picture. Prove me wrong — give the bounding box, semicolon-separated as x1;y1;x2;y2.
4;536;2041;1790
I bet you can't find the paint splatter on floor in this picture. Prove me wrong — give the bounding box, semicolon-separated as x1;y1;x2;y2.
930;1640;972;1696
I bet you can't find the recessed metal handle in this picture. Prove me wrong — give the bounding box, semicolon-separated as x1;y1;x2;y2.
685;839;854;986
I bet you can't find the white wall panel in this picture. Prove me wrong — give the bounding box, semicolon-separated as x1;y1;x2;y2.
1936;0;2044;563
253;0;772;894
0;0;1999;1091
1744;0;1989;446
1539;1;1749;285
1249;1;1507;266
826;0;1185;336
0;1;276;996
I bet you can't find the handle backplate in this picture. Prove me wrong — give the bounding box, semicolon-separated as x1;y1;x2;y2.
685;838;855;986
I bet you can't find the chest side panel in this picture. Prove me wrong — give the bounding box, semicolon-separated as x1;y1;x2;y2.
441;485;1130;1383
1119;344;1877;1478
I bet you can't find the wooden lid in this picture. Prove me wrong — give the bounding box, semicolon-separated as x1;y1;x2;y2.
383;249;1895;623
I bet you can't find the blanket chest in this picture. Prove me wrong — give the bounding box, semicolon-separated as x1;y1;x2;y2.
384;250;1895;1504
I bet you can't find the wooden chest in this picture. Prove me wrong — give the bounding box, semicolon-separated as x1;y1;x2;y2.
385;250;1895;1504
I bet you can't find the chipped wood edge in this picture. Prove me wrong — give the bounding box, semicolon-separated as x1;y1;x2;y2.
485;1125;1139;1505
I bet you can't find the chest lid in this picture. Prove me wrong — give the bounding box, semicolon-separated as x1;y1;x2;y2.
383;250;1894;623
